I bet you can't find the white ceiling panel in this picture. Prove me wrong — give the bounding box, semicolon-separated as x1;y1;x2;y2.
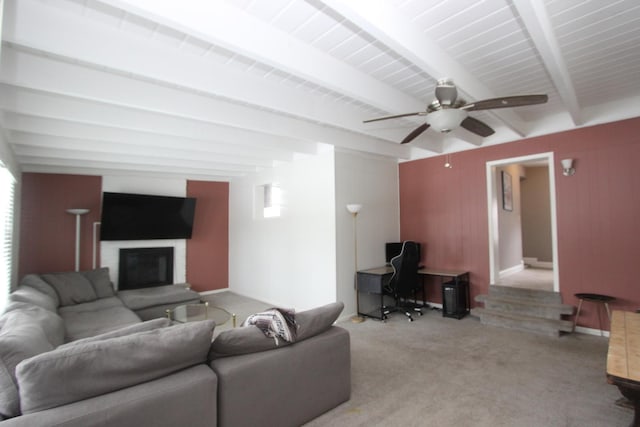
1;0;639;180
237;0;293;23
271;0;320;34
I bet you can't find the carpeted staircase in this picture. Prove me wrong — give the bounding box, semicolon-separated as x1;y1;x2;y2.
471;285;574;336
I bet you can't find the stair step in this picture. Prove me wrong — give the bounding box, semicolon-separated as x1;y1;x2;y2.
488;285;561;304
475;294;574;319
471;308;573;337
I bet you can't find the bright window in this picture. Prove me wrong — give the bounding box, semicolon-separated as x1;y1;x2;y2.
0;161;15;312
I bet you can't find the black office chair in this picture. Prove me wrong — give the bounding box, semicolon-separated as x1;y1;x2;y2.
383;241;423;322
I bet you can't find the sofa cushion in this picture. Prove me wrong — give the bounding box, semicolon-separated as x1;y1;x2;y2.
20;274;60;308
57;296;125;314
16;320;216;414
209;302;344;359
60;304;142;342
208;325;291;359
1;304;65;348
117;285;201;310
8;286;57;312
0;313;54;419
57;318;171;350
41;272;97;306
82;267;115;299
296;301;344;342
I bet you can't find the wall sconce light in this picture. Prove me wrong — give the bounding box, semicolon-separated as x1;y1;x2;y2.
561;158;575;176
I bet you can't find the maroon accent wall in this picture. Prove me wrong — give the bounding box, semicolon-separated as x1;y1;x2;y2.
19;173;102;277
400;117;640;330
19;174;230;294
186;180;229;292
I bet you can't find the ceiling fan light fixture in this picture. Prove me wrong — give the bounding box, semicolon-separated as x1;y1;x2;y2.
425;109;468;133
363;79;547;142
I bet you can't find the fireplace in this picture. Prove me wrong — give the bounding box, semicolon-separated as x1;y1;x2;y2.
118;247;174;290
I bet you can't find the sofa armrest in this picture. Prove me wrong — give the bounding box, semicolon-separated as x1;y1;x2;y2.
0;365;217;427
210;326;350;427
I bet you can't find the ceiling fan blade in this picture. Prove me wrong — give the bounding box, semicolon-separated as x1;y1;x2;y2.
461;94;548;111
460;116;495;137
401;123;430;144
363;111;426;123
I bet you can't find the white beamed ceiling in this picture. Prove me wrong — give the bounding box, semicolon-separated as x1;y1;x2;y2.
1;0;639;181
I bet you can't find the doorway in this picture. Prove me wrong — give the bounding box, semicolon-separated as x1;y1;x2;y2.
486;152;559;292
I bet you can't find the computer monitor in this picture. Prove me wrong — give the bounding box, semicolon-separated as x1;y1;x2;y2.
385;241;421;264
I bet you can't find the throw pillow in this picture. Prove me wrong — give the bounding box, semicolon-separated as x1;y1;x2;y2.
17;320;215;414
208;302;344;359
41;272;98;306
57;318;171;350
19;275;60;308
8;286;57;312
208;325;292;359
82;267;115;299
293;301;344;342
0;318;54;419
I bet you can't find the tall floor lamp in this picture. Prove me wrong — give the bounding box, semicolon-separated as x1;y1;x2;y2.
346;204;365;323
66;208;89;272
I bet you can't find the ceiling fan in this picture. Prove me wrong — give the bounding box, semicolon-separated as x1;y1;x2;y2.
363;78;548;144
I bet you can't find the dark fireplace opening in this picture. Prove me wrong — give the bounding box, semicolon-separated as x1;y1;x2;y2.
119;247;174;290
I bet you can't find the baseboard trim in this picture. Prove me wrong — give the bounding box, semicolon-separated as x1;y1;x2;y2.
199;288;229;296
574;325;610;337
523;257;553;269
345;301;444;322
499;262;525;278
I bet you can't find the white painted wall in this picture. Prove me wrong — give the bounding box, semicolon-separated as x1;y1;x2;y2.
100;176;188;288
521;166;552;262
229;148;336;311
334;150;400;317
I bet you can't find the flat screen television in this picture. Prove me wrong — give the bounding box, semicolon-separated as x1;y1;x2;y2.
385;242;421;264
100;192;196;241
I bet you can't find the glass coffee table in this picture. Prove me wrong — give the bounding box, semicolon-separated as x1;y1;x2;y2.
166;301;236;327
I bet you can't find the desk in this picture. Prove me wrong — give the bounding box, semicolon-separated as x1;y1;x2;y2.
356;266;394;321
356;266;470;320
419;269;470;319
607;310;640;426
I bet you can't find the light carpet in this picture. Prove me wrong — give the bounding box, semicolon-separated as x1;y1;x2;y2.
204;292;630;426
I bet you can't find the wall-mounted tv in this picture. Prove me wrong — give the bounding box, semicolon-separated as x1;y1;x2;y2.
100;192;196;241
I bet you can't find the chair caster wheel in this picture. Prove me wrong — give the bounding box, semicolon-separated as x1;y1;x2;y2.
408;318;414;322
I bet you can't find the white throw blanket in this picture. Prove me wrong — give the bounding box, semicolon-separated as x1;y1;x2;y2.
242;308;297;345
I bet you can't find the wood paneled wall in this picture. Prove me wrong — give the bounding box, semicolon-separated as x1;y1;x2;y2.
399;117;640;330
186;180;229;292
19;174;229;293
19;173;102;277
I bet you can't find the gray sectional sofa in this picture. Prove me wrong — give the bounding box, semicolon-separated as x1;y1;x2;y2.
0;268;351;427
